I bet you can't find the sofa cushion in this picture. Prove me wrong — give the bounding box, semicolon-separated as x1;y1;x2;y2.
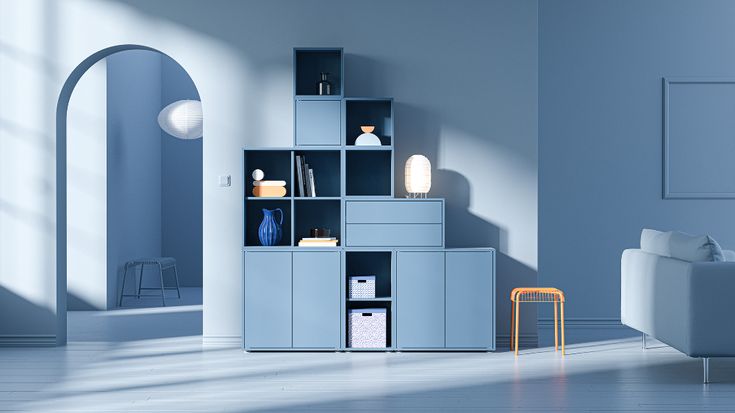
640;228;724;262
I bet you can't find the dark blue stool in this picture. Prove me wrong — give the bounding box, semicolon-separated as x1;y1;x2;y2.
119;257;181;307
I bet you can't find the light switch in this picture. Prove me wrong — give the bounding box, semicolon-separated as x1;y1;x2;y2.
218;175;231;187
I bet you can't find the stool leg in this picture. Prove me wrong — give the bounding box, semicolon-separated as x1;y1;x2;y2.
560;301;566;356
510;300;515;351
554;298;558;351
514;300;520;356
137;263;144;299
173;264;181;299
119;263;130;307
157;262;166;307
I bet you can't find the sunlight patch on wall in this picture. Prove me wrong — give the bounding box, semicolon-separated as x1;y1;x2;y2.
438;126;537;269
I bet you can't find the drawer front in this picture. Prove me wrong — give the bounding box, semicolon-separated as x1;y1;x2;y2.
345;224;443;247
346;201;443;224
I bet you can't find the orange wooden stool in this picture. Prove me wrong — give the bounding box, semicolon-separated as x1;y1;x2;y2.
510;287;565;356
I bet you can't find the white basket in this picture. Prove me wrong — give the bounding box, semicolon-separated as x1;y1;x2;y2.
349;275;376;299
348;308;387;348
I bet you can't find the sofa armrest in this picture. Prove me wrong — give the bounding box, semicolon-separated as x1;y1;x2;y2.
621;249;692;351
687;262;735;357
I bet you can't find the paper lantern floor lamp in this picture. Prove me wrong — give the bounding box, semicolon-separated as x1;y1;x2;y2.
158;99;203;140
405;154;431;198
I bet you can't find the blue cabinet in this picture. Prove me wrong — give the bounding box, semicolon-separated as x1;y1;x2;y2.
396;251;445;348
293;251;341;349
244;251;292;349
296;100;341;146
446;251;495;349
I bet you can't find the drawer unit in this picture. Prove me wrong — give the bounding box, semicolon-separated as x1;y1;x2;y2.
344;200;444;247
345;224;443;247
346;200;443;224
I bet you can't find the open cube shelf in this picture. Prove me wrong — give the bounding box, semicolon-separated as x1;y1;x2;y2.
294;150;341;197
294;199;341;246
346;251;392;299
294;48;343;97
345;99;393;147
244;199;291;247
244;150;291;198
346;151;392;196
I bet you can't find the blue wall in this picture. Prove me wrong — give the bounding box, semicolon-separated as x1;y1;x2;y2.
107;50;202;300
105;0;538;340
107;50;163;305
539;0;735;342
161;56;203;287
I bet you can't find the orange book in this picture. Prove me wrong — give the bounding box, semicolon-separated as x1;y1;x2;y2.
253;186;286;197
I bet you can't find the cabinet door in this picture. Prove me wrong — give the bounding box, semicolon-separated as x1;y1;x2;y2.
296;100;341;145
396;251;445;348
244;251;292;349
446;251;494;349
292;251;341;348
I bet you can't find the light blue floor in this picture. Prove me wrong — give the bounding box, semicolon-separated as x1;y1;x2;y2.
0;289;733;412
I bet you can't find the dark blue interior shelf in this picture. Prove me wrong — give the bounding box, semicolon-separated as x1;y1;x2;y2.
294;48;343;98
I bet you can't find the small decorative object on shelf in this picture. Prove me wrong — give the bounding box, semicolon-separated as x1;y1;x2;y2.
348;308;387;348
258;208;283;246
317;72;332;95
349;275;376;299
310;228;330;238
298;237;338;247
354;125;382;146
252;169;287;197
251;169;265;181
405;154;431;198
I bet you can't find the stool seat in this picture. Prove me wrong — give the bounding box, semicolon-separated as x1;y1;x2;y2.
510;287;566;356
129;257;177;269
119;257;181;307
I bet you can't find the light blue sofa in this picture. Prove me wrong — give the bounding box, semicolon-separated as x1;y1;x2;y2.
621;229;735;383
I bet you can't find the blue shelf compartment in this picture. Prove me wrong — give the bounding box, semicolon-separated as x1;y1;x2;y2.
343;98;394;147
243;149;294;247
293;48;344;98
343;250;395;350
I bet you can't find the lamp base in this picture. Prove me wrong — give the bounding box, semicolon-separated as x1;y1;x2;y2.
406;192;428;199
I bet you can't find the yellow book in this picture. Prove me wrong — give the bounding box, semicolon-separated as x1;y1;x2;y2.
253;186;287;197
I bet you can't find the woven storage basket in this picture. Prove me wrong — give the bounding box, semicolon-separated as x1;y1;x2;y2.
348;275;376;299
348;308;387;348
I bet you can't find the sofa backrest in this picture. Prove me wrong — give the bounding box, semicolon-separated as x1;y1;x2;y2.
640;228;724;262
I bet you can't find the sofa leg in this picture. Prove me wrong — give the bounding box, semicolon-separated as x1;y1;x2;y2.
642;333;647;349
703;358;710;384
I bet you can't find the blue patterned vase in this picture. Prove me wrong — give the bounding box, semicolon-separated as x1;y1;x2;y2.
258;208;283;246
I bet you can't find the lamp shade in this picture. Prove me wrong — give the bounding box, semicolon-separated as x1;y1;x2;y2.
157;100;203;140
405;154;431;196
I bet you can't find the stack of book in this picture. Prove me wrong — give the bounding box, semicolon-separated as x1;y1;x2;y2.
295;155;317;197
252;180;287;197
298;237;338;247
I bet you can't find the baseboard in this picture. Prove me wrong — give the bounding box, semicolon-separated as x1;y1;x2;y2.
538;317;628;329
496;334;538;349
0;335;57;347
537;318;637;345
203;335;241;348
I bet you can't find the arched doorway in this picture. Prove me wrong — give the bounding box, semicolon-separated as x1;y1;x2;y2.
56;45;203;345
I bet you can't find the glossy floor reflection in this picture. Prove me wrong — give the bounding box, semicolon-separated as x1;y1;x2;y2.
2;299;734;411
